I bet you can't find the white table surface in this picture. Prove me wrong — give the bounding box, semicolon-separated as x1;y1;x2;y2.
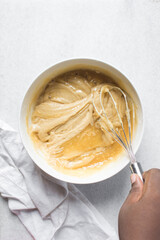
1;0;160;239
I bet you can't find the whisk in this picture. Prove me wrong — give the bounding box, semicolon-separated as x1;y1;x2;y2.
93;85;143;182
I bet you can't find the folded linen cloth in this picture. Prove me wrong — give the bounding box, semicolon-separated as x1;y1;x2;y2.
0;120;118;240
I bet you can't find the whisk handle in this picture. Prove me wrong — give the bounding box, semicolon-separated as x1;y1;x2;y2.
130;162;143;182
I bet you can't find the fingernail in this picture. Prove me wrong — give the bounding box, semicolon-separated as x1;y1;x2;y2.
130;174;136;184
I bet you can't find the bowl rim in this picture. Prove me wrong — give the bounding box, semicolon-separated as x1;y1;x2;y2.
19;58;144;184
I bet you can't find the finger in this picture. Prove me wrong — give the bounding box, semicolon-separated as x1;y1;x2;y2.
125;174;143;204
142;168;160;195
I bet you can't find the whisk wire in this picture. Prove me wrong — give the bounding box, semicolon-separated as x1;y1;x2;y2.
110;87;132;148
101;126;128;151
100;87;130;149
93;85;136;163
92;90;129;151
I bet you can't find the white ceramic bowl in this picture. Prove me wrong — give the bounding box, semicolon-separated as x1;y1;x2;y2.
20;58;143;184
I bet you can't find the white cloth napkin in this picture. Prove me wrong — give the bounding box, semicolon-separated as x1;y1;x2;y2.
0;120;118;240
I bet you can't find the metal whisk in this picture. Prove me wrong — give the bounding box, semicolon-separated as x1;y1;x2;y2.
93;85;143;182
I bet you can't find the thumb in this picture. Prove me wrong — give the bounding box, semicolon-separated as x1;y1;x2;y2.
126;174;143;203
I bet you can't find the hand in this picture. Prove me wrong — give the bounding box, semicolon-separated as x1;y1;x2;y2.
118;169;160;240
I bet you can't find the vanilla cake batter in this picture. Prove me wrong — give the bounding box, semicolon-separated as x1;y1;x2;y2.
30;70;135;176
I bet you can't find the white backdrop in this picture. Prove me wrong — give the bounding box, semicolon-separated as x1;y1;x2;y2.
1;0;160;239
